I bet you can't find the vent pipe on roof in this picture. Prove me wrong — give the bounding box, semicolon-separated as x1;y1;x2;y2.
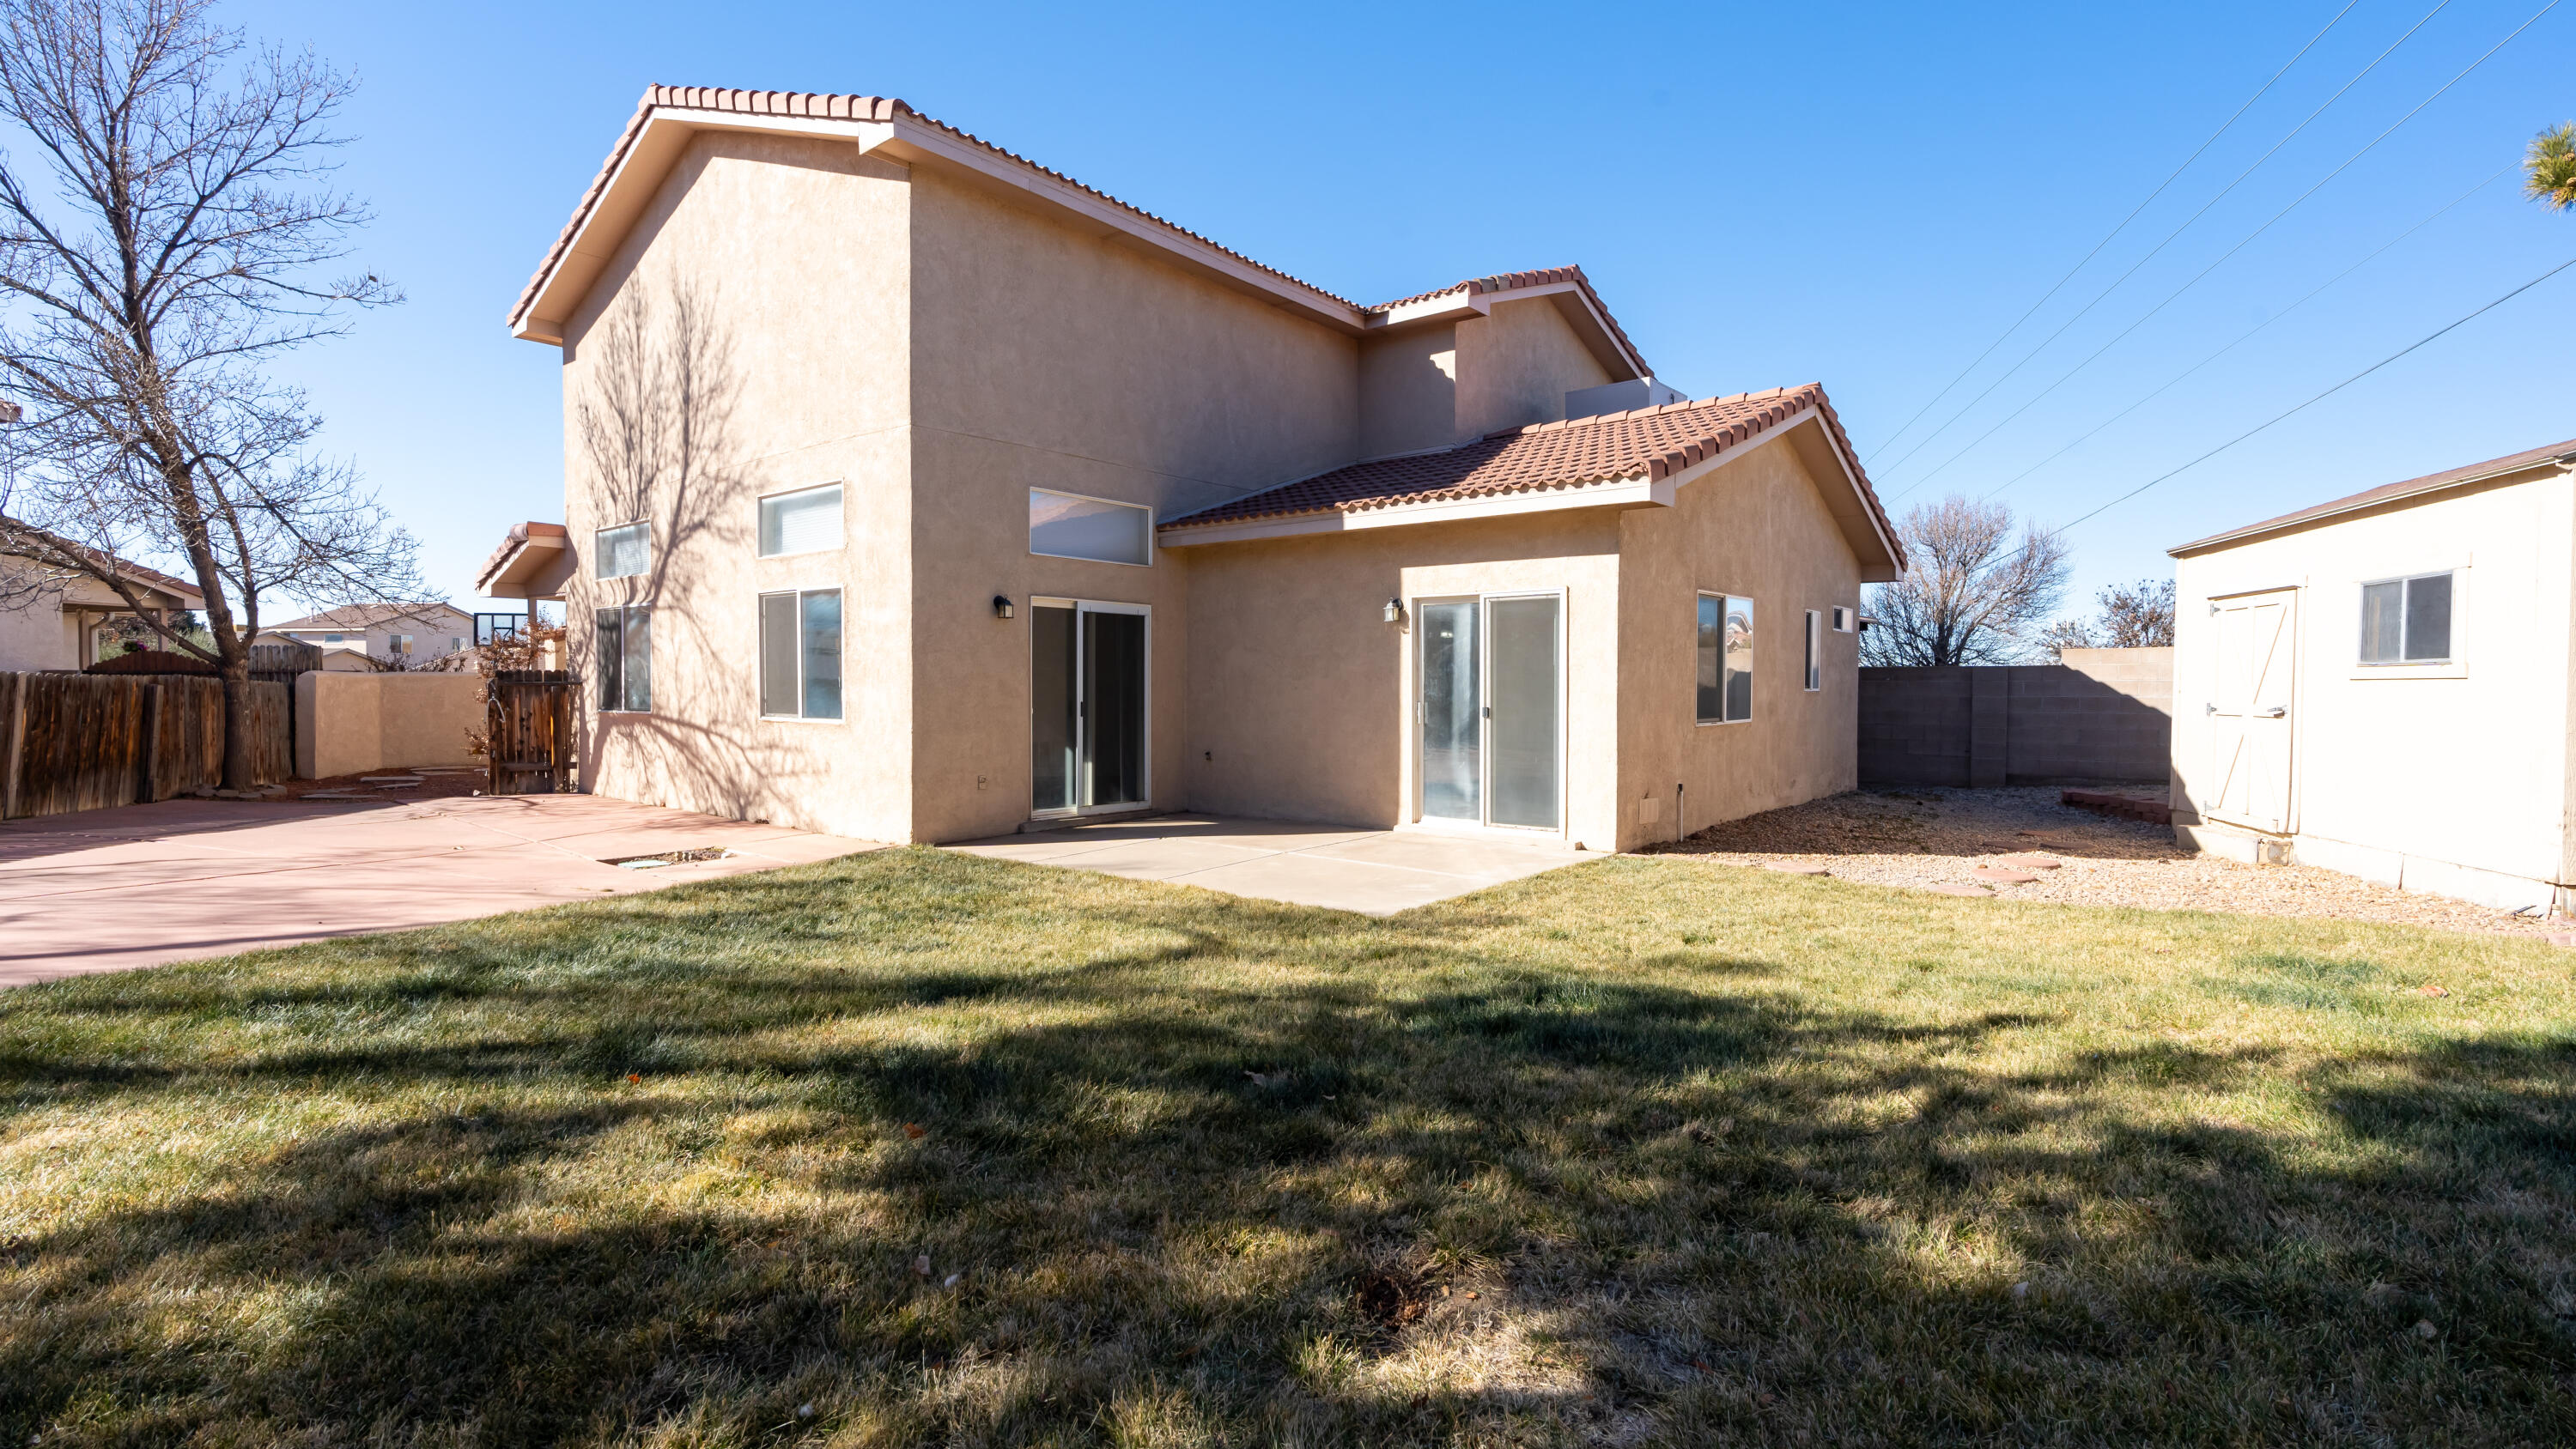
1564;378;1684;421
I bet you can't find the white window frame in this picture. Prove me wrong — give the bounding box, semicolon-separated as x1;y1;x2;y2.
1028;487;1156;568
1405;588;1569;840
757;482;845;559
1696;590;1755;725
595;603;653;714
1831;606;1856;634
1803;609;1822;692
757;587;847;724
2354;568;2461;670
1028;597;1154;816
595;519;652;580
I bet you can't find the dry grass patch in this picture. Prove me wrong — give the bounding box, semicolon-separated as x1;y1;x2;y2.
3;846;2573;1446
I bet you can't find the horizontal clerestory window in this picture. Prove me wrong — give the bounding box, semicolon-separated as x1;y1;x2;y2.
595;521;651;579
1029;488;1151;566
2359;572;2452;664
760;483;843;557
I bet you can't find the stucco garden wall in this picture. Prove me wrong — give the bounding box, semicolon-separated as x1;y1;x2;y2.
295;671;483;779
1858;648;2172;786
2170;470;2575;911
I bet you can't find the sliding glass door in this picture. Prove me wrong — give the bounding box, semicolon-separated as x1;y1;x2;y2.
1030;599;1149;816
1416;592;1562;832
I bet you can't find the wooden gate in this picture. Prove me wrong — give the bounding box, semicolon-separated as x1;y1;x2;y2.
487;670;576;795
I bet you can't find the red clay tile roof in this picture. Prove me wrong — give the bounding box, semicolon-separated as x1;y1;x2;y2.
1163;385;1893;547
473;521;569;591
1365;266;1649;373
2169;436;2576;555
508;88;1649;375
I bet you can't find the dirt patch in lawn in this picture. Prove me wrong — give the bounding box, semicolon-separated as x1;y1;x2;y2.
1649;785;2562;939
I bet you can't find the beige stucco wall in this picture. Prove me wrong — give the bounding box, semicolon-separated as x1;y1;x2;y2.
900;166;1366;842
558;130;915;840
1175;511;1627;847
1455;298;1616;441
295;670;483;779
1614;424;1868;851
2169;470;2575;910
0;563;76;672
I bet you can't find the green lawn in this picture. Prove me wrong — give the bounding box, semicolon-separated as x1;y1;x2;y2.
3;847;2573;1446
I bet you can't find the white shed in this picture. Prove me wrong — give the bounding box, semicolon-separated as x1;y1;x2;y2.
2167;438;2576;915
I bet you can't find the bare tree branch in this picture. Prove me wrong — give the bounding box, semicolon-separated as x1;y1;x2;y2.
0;0;411;787
1861;494;2071;667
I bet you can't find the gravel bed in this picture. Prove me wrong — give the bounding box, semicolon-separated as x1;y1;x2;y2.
1646;785;2565;940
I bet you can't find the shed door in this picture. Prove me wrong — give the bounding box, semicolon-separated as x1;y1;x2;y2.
2208;591;2296;834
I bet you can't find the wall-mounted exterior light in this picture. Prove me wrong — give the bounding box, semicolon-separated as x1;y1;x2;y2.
992;594;1015;620
1382;597;1404;626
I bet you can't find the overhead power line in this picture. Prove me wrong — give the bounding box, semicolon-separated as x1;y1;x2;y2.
1973;166;2512;506
1863;0;2362;464
1874;0;2458;488
2040;252;2576;542
1890;0;2559;501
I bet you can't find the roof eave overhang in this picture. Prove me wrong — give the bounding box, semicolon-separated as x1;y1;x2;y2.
1358;278;1646;381
511;106;1369;345
2166;451;2576;558
475;529;573;600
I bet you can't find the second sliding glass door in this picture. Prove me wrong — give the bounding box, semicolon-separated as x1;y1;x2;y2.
1417;592;1561;832
1031;599;1149;816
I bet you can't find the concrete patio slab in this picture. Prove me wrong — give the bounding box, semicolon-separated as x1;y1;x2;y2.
945;814;1589;914
0;796;884;987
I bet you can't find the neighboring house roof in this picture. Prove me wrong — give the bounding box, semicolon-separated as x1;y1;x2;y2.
0;517;206;605
265;603;466;632
2168;437;2576;556
506;86;1651;377
1159;385;1903;574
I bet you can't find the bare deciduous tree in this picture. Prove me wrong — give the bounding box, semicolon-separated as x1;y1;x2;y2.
0;0;414;788
2039;577;2176;658
1861;494;2070;666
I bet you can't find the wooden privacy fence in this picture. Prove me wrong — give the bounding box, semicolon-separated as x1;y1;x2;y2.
0;672;290;820
486;670;576;796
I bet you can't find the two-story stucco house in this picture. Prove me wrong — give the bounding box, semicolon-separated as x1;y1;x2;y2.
477;87;1904;851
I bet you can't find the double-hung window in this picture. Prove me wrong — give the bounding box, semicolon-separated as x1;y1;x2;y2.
596;521;651;579
596;606;652;712
760;589;842;720
2359;571;2452;664
760;484;842;556
1803;609;1823;691
1696;592;1755;723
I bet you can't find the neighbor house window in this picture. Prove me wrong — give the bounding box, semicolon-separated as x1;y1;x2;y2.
1804;610;1823;691
596;521;651;579
450;636;465;652
1697;592;1754;723
760;483;843;557
1029;488;1151;566
759;589;842;720
595;605;652;712
1831;606;1856;634
2360;571;2452;664
323;633;343;644
387;634;413;656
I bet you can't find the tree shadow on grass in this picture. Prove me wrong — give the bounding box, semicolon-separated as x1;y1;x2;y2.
3;850;2573;1445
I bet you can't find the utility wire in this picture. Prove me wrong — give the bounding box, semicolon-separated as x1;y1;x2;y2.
1892;1;2557;501
1874;0;2457;486
2032;253;2576;544
1973;166;2512;506
1864;0;2361;464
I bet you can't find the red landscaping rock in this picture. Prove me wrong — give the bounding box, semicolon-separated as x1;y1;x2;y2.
1972;867;2040;884
1996;854;2063;870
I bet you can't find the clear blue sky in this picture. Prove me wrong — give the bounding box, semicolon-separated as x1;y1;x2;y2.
222;0;2575;623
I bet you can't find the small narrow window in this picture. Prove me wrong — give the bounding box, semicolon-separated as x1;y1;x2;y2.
596;521;651;579
596;605;652;711
1831;605;1856;634
2358;572;2453;664
1804;609;1823;691
1697;592;1755;722
759;588;843;720
1030;488;1152;566
759;484;843;557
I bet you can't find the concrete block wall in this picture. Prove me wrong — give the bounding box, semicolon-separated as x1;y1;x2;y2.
1859;647;2172;786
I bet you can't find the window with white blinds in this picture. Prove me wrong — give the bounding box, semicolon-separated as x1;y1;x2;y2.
759;484;843;557
595;521;650;579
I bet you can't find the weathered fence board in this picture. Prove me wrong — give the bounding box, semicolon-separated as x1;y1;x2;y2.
0;672;290;819
487;670;576;796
